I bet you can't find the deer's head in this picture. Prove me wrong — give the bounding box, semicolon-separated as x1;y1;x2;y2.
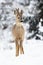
14;8;23;22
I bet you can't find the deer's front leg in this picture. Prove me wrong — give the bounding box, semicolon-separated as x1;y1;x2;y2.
20;40;24;54
15;40;19;56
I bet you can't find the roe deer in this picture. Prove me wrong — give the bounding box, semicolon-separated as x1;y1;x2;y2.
12;8;25;56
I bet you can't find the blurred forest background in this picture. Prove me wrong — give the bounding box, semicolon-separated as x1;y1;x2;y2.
0;0;43;41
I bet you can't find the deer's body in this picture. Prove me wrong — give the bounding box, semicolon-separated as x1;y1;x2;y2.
12;8;25;56
12;24;24;41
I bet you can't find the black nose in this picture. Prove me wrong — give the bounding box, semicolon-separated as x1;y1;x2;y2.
21;20;23;22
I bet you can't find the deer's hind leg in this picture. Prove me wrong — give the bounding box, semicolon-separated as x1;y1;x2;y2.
20;40;24;54
15;40;19;56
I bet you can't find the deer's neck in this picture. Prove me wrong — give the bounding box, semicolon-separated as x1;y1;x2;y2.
16;20;22;27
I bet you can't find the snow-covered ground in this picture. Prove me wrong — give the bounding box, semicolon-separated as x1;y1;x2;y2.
0;40;43;65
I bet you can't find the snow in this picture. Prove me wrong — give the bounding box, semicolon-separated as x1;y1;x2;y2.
0;0;5;3
0;40;43;65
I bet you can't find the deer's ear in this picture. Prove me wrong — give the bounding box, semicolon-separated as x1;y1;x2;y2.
14;8;17;14
21;10;23;15
14;10;16;14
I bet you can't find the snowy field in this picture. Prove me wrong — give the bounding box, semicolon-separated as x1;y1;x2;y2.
0;40;43;65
